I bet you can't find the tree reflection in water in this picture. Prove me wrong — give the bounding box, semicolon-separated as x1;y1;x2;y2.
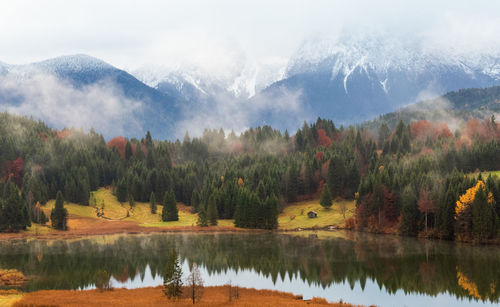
0;232;498;304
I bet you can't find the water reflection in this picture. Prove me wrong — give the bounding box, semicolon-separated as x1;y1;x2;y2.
0;231;498;307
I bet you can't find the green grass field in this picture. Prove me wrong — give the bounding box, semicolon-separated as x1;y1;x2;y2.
278;199;355;230
41;188;353;231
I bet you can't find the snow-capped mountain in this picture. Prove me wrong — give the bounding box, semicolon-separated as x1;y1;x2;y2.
261;32;500;125
2;32;500;139
0;55;182;139
133;57;287;102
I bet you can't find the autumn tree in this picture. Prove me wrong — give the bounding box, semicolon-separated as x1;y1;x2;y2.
418;188;436;232
472;185;497;243
455;181;485;241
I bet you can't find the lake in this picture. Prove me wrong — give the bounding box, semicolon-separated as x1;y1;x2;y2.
0;231;499;307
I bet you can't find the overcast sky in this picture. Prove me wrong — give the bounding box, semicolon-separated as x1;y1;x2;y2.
1;0;499;71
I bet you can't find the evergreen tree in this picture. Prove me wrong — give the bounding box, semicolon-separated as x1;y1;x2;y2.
163;249;183;300
51;191;68;230
128;194;135;208
472;186;496;242
327;155;345;198
162;190;178;221
150;192;157;214
196;203;208;227
125;141;133;161
115;179;127;203
191;190;200;213
400;186;418;236
207;194;218;226
320;183;333;209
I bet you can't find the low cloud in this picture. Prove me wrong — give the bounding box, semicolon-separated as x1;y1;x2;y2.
0;71;143;138
175;86;307;139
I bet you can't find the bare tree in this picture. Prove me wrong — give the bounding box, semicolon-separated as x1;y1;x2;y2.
227;279;239;302
338;200;347;220
186;263;203;304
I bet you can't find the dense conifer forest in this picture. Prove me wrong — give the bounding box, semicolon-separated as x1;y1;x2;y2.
0;107;499;242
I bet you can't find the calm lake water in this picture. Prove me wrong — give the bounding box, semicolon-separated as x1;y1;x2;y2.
1;231;499;307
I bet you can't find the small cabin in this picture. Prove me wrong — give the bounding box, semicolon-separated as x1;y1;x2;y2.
307;211;317;218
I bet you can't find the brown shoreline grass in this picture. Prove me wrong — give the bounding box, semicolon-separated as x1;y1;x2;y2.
13;286;366;307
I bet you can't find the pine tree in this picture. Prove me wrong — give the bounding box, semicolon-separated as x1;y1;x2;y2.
320;183;333;209
51;191;68;230
150;192;157;214
163;249;183;300
207;194;218;226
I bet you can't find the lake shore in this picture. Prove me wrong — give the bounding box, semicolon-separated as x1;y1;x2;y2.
11;285;366;307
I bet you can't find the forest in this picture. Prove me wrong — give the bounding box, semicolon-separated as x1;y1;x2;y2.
0;109;499;243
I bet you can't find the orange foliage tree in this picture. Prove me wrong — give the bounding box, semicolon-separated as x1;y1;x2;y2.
455;180;495;240
316;129;332;148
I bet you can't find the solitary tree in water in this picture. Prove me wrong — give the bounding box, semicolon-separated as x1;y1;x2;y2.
51;191;68;230
320;183;333;209
163;249;183;299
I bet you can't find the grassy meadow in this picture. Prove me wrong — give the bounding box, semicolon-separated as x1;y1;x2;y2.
38;188;352;233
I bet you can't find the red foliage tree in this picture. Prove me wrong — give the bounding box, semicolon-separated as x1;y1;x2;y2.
315;151;324;162
2;157;24;187
107;136;136;159
316;129;332;148
410;120;452;142
418;188;436;232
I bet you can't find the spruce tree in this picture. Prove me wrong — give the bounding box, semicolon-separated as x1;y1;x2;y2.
472;186;495;243
162;190;178;222
207;194;218;226
125;141;133;161
163;249;183;299
400;186;418;236
196;203;208;227
320;183;333;209
150;192;157;214
51;191;68;230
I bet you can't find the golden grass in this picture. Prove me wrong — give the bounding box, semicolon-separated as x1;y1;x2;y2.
44;200;95;218
13;286;366;307
10;189;358;238
0;290;23;307
278;199;355;230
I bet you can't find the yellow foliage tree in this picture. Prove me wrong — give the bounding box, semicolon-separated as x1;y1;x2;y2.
455;181;494;219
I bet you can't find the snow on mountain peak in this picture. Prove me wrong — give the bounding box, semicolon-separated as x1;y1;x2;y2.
287;31;500;81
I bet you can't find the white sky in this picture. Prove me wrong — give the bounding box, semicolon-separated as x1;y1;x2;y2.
0;0;499;71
